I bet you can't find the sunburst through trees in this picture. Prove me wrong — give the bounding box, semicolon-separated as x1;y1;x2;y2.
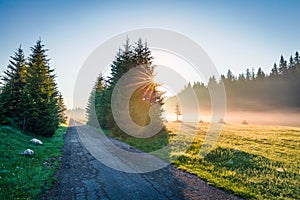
86;38;167;139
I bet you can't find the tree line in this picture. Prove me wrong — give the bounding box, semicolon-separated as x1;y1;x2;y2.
86;38;166;138
0;40;66;136
166;52;300;111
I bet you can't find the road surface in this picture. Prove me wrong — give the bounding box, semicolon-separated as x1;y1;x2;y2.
46;119;241;200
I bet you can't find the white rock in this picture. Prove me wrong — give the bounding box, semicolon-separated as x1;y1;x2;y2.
30;138;43;145
20;149;34;156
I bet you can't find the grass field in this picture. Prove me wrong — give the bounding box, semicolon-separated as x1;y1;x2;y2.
109;121;300;199
0;125;67;199
165;122;300;199
90;119;300;199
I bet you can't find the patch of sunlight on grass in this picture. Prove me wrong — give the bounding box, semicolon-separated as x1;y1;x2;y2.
167;122;300;199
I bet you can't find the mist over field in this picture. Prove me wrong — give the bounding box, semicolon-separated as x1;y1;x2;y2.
163;55;300;127
164;109;300;127
225;110;300;126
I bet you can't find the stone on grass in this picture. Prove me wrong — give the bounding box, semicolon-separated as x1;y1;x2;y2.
242;120;248;125
31;138;43;145
20;149;34;156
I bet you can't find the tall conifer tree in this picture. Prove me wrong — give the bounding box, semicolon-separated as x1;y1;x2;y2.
0;46;27;126
25;40;60;136
86;38;165;137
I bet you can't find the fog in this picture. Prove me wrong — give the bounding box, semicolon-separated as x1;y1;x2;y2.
224;110;300;127
164;109;300;127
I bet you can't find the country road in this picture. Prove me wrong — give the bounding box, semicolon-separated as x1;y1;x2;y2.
46;119;241;200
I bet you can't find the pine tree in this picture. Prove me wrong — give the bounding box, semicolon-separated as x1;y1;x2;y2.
238;73;246;81
270;63;278;77
0;41;66;136
86;74;106;127
25;40;60;136
101;41;134;130
279;55;288;76
57;92;67;124
226;69;235;81
133;38;153;66
288;56;294;69
208;76;217;87
256;67;265;80
294;52;300;73
245;68;251;81
251;68;255;80
295;52;300;65
87;38;166;138
122;38;164;136
0;46;27;127
86;87;97;126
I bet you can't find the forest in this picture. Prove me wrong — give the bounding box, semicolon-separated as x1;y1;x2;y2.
165;52;300;113
0;40;66;136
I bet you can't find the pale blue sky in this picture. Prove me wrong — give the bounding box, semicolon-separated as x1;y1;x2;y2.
0;0;299;108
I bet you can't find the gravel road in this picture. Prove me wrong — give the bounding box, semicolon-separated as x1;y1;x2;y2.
46;119;242;200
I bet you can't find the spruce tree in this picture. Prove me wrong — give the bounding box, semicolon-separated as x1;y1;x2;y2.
226;69;235;81
245;68;251;81
270;63;278;77
238;73;246;81
295;52;300;73
86;85;97;126
279;55;288;76
288;56;294;69
87;38;166;138
103;39;135;131
25;40;60;136
57;92;67;124
1;41;66;136
251;68;255;80
295;52;300;65
86;74;106;127
0;46;27;127
256;67;265;80
128;38;160;128
208;76;217;87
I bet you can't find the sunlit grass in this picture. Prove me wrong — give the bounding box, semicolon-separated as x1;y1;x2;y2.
96;121;300;199
167;122;300;199
0;124;67;199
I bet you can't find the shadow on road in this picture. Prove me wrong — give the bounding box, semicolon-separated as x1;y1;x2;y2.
46;119;241;200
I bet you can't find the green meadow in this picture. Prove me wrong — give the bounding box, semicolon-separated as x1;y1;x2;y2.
165;122;300;199
0;125;67;199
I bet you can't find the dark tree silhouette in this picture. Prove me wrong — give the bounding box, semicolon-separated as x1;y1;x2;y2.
165;51;300;112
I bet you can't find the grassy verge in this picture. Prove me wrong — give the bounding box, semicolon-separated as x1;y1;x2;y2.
0;124;67;199
97;122;300;199
103;129;169;153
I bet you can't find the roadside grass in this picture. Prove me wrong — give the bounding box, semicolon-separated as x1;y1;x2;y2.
103;129;169;153
0;124;67;199
168;122;300;199
96;122;300;199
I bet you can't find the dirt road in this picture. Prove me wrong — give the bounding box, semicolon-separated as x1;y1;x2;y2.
47;119;241;199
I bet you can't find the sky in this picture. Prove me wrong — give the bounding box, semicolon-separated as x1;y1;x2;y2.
0;0;299;108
